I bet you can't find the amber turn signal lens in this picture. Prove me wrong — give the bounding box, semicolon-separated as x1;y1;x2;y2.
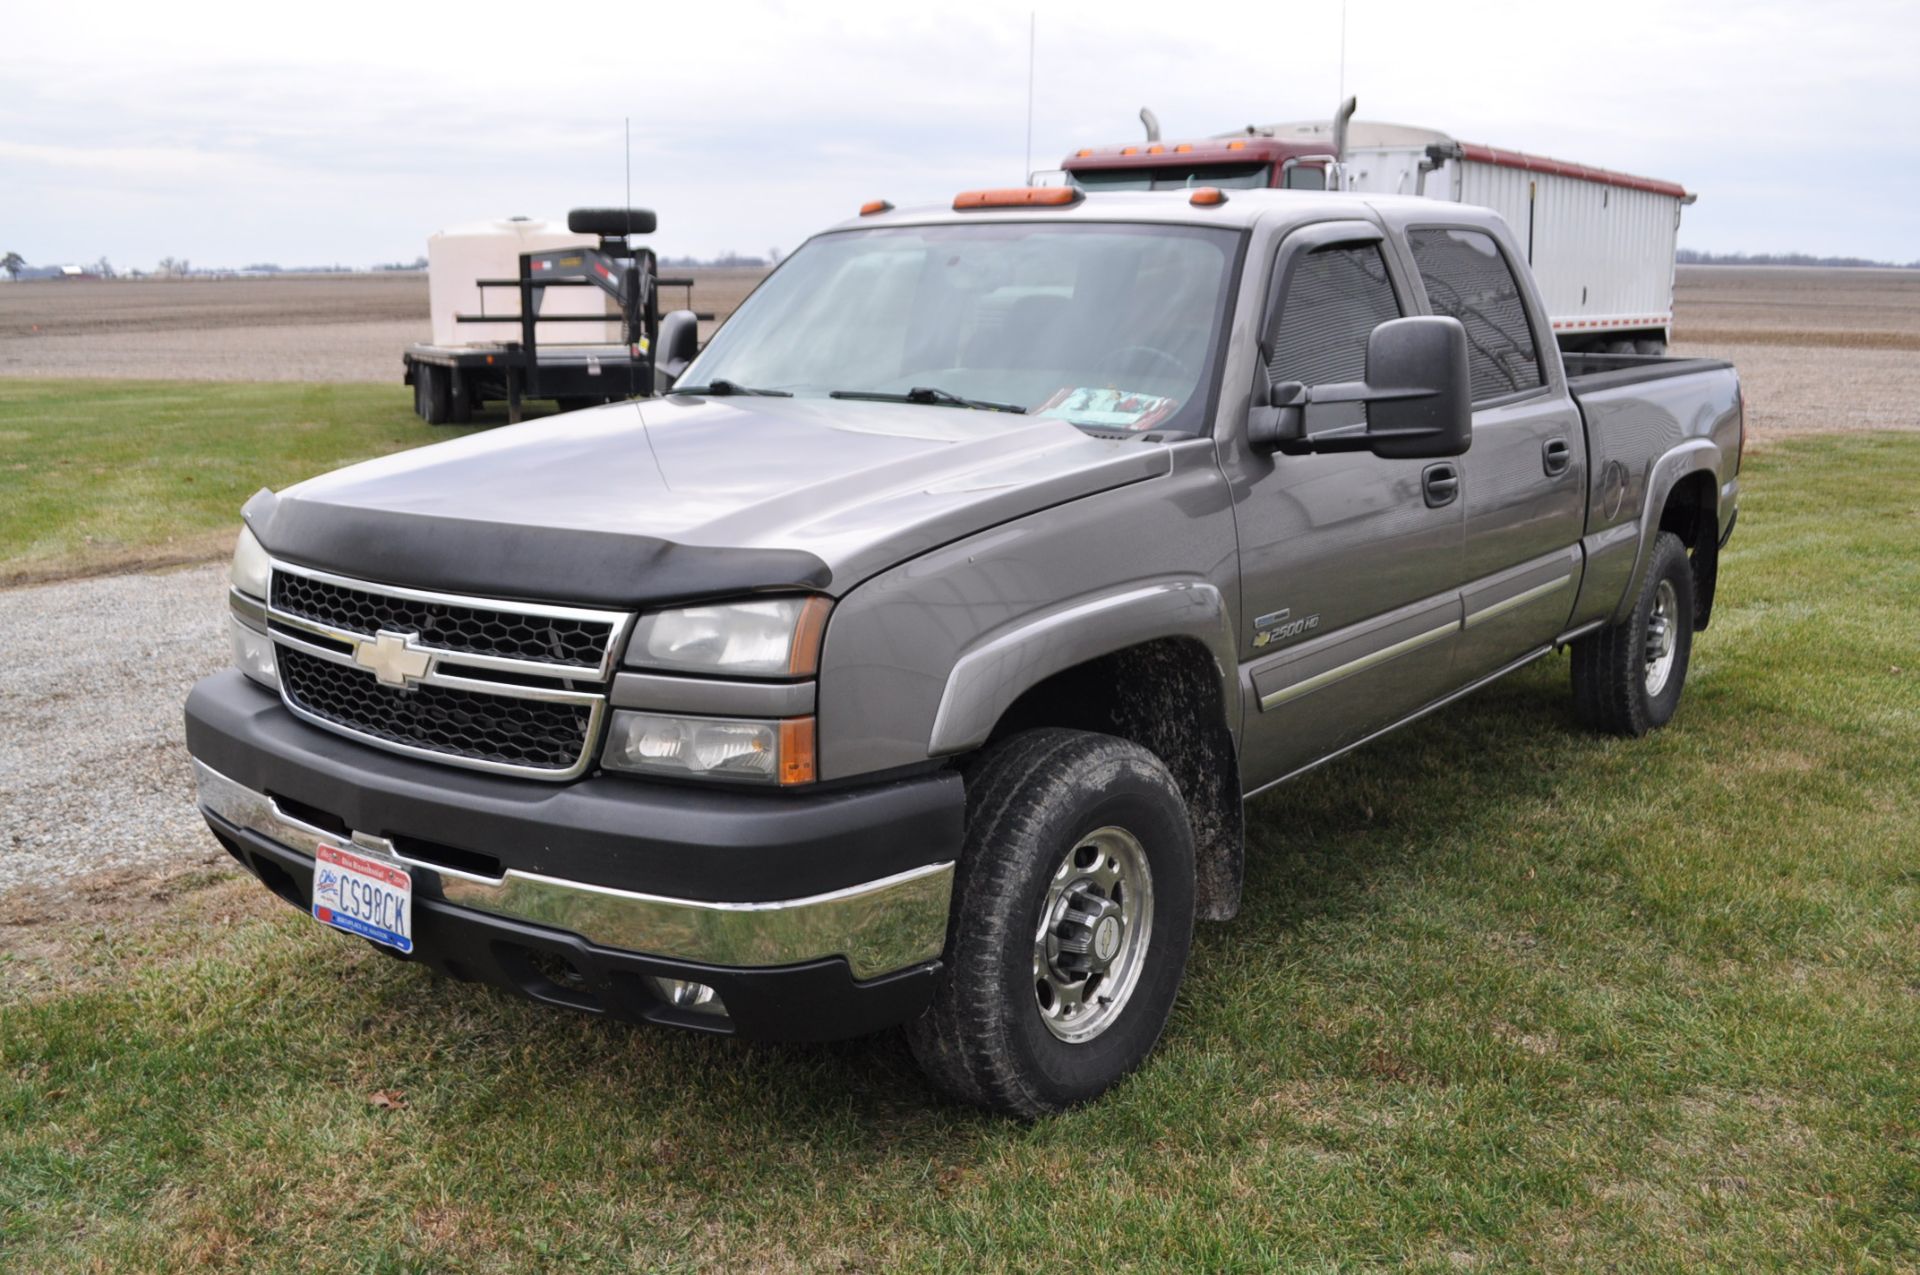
778;717;817;786
1189;186;1226;206
859;199;893;216
786;595;833;676
952;187;1082;210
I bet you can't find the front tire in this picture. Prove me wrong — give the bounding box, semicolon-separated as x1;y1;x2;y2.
907;729;1195;1118
1571;530;1695;736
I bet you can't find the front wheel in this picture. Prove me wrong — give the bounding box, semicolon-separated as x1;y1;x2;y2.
1570;530;1695;736
907;729;1195;1118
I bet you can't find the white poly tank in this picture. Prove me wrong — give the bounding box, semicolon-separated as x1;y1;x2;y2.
426;217;622;348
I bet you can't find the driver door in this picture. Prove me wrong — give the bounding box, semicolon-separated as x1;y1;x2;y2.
1227;222;1469;787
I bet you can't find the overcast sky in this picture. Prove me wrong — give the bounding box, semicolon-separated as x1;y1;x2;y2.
5;0;1915;270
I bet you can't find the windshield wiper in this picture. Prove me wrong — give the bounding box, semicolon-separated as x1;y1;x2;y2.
667;378;791;397
829;386;1027;414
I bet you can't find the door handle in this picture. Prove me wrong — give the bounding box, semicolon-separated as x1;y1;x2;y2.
1422;463;1460;509
1542;437;1572;476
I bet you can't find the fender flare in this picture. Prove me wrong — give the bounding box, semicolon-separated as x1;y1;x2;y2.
1613;439;1722;625
927;578;1238;757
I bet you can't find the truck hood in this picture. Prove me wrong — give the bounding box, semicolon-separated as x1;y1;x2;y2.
247;396;1171;607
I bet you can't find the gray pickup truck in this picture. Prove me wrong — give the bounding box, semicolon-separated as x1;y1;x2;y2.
185;185;1741;1116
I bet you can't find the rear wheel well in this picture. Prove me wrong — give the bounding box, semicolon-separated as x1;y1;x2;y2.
984;638;1243;922
1658;471;1719;630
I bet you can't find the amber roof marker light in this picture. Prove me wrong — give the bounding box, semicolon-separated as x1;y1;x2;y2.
859;199;894;216
1188;186;1227;207
952;187;1084;210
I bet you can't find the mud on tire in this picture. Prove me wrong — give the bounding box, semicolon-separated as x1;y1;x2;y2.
906;729;1195;1118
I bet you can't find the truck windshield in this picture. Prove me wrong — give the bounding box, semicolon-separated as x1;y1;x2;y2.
1071;163;1272;191
679;222;1241;435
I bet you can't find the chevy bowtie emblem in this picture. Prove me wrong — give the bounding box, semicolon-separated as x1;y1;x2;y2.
353;630;433;688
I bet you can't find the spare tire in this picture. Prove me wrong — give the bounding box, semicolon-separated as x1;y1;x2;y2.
568;207;657;236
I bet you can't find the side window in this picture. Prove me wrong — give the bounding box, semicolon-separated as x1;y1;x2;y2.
1268;242;1400;391
1406;228;1544;402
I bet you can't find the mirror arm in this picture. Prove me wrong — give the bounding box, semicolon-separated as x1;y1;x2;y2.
1247;380;1307;454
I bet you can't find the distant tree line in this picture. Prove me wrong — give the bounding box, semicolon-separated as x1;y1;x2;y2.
660;249;781;268
1678;248;1920;269
0;252;422;280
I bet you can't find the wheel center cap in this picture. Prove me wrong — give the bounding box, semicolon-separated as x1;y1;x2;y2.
1093;915;1122;963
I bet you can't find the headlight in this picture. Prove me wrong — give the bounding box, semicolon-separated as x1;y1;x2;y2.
604;711;815;786
231;525;271;599
626;596;831;678
230;616;279;690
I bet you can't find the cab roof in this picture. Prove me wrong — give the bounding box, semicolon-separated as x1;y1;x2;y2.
823;187;1493;236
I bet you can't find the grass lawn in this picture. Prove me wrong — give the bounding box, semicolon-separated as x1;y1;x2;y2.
3;434;1918;1272
0;380;521;585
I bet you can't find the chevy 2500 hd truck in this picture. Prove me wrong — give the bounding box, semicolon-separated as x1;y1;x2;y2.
186;185;1742;1117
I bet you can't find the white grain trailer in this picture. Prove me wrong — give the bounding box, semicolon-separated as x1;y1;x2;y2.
1066;113;1696;353
1231;120;1696;352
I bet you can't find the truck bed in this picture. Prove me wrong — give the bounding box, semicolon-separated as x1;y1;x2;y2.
1562;351;1733;395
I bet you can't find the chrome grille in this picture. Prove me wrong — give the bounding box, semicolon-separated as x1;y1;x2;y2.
265;561;630;780
271;570;614;670
277;648;594;772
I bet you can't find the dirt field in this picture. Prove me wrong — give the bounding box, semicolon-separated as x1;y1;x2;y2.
2;264;1916;440
0;268;766;383
1670;266;1920;440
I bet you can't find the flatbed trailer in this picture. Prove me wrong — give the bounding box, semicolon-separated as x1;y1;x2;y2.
401;209;707;424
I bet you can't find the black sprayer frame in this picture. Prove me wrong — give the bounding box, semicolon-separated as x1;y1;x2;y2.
459;235;666;417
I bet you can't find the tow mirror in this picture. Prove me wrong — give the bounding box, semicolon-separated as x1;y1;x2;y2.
1249;316;1472;460
655;309;701;389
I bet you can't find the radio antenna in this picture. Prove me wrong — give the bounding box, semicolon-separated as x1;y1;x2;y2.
1023;12;1035;182
625;116;635;404
1338;0;1348;108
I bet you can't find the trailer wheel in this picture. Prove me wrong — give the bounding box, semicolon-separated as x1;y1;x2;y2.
1633;337;1667;355
447;371;473;425
417;365;452;425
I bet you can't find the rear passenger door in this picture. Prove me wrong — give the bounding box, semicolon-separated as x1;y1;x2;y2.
1403;225;1585;682
1229;222;1467;788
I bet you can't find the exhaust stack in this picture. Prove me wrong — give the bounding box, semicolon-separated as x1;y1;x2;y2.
1139;107;1161;143
1332;96;1357;160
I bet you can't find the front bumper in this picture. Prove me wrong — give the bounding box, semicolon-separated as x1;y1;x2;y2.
185;671;964;1039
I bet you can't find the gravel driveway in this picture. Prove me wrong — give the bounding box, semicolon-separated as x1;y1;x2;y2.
0;564;229;895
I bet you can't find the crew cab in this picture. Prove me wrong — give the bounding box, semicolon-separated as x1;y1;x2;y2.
185;185;1741;1117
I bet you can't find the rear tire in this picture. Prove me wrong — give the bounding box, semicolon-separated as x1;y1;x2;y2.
1571;531;1695;736
907;729;1195;1118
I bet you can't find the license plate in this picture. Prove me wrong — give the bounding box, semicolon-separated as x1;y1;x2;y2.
312;843;413;953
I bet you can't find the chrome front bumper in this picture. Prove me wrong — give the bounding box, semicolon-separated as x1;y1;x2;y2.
192;761;954;981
